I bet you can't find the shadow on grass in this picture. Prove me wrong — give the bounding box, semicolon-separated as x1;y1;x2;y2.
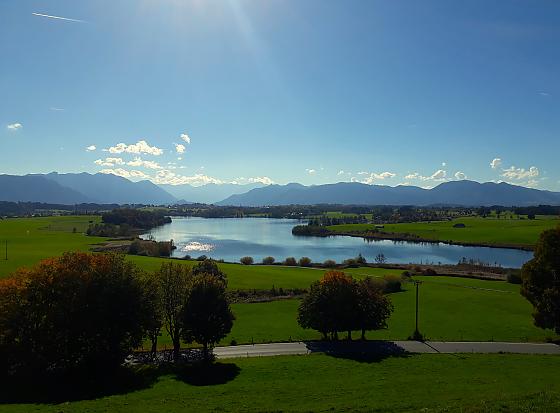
0;365;160;405
174;362;241;386
304;340;410;363
0;360;241;405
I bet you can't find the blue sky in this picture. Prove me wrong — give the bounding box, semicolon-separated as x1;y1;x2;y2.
1;0;559;189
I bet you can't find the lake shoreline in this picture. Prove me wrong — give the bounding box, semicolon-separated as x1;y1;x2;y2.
304;230;535;252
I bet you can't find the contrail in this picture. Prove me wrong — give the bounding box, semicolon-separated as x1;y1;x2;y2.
32;12;85;23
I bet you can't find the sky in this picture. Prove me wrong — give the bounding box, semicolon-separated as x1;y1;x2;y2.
1;0;559;189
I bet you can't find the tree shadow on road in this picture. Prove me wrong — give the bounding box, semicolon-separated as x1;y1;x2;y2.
304;340;411;363
174;362;241;386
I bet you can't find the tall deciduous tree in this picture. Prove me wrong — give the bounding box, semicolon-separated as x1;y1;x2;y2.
141;272;163;358
158;262;191;361
180;275;235;361
191;259;227;286
521;227;560;333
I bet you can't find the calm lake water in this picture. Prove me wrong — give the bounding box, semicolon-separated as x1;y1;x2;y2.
141;217;533;268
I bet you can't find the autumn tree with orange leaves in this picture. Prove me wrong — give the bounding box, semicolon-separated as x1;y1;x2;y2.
0;252;149;376
297;271;393;340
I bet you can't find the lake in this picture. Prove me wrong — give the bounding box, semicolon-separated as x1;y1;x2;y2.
141;217;533;268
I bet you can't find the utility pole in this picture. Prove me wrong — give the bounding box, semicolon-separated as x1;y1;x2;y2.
412;280;422;340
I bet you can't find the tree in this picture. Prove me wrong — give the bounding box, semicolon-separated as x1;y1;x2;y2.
375;253;387;264
356;253;367;265
297;271;356;340
240;256;254;265
141;272;163;359
191;259;227;285
284;257;297;266
298;257;312;267
355;277;394;340
262;256;275;265
0;252;148;376
521;227;560;333
158;262;191;361
180;275;235;361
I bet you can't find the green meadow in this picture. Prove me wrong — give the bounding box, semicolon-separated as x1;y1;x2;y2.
0;216;105;277
3;354;560;412
149;274;555;349
327;215;560;248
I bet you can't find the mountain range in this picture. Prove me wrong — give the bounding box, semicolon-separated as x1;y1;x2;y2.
0;173;261;205
218;181;560;207
1;173;560;207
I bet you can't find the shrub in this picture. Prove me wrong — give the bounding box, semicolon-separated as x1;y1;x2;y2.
356;253;367;265
240;256;254;265
507;271;522;284
284;257;297;266
196;255;208;261
323;259;337;268
382;274;402;293
299;257;312;267
422;267;437;276
262;256;275;265
343;258;358;267
129;239;174;257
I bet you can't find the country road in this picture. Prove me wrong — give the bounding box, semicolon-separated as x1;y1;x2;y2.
213;340;560;359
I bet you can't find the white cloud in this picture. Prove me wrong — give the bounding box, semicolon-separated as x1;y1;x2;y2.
85;145;96;152
94;157;124;167
306;169;316;175
50;107;65;111
127;157;163;170
180;133;191;144
431;169;446;180
248;176;274;185
153;170;224;186
442;162;447;167
337;170;345;176
405;169;447;182
106;140;163;156
175;143;186;154
99;168;150;179
7;123;22;131
359;171;397;184
32;12;85;23
501;166;539;180
490;158;502;169
454;171;467;180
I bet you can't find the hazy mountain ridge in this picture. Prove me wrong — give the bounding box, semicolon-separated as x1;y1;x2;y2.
0;173;177;205
217;180;560;207
2;174;559;207
159;182;265;204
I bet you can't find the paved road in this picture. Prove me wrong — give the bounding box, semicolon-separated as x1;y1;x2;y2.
214;341;560;359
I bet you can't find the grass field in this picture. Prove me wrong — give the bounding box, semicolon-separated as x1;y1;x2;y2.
3;353;560;412
328;215;559;248
0;216;105;277
147;273;555;348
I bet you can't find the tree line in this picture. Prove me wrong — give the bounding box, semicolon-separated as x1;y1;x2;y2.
0;253;233;378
